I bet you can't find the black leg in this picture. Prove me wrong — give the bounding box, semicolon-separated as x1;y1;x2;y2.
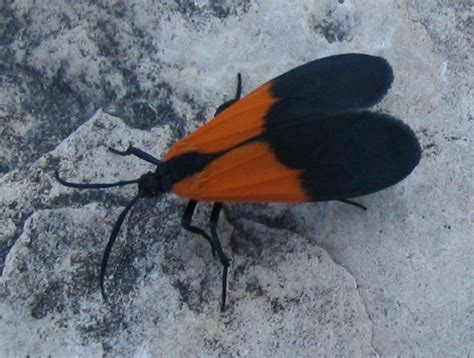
337;199;367;211
214;73;242;116
109;145;161;166
209;203;231;311
181;200;216;257
233;73;242;100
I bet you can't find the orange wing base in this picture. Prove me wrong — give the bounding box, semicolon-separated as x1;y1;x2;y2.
165;83;277;159
171;141;310;202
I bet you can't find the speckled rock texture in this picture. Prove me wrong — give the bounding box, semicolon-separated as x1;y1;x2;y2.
1;1;472;356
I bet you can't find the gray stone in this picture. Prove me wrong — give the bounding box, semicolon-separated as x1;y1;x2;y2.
1;0;472;356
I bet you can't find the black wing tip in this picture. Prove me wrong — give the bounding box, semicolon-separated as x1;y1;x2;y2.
358;111;421;173
377;112;421;162
341;53;394;105
294;111;421;201
370;55;394;103
373;113;422;191
399;120;422;172
270;53;395;113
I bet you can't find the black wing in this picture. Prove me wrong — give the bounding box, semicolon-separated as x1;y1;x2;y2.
266;53;394;129
264;110;421;200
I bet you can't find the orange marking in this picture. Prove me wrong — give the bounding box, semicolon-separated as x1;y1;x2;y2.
165;82;278;159
171;141;310;202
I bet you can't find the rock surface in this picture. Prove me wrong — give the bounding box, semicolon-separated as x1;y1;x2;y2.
1;0;472;356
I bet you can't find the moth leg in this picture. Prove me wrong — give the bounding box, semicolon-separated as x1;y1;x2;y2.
209;202;231;311
337;199;367;211
214;73;242;116
108;145;161;166
181;200;216;257
232;73;242;101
